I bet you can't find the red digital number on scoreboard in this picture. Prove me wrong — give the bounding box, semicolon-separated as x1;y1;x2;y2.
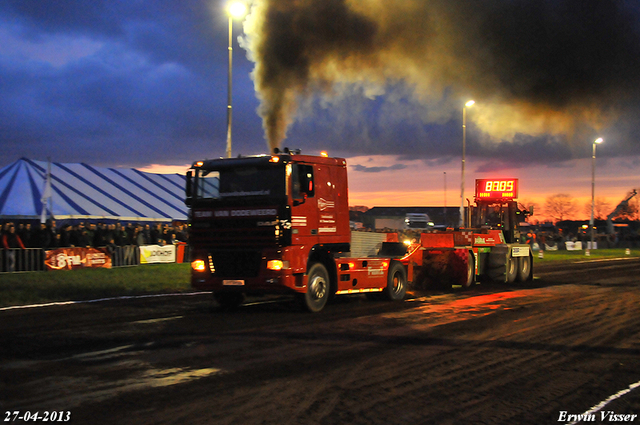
475;179;518;200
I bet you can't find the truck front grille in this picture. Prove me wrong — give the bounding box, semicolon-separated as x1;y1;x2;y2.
210;250;261;278
190;220;277;248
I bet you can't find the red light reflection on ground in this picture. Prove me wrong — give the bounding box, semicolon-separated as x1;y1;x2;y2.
375;291;531;334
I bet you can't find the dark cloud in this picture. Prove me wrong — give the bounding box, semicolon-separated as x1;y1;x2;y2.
243;0;640;159
0;0;639;171
0;0;265;167
351;163;408;173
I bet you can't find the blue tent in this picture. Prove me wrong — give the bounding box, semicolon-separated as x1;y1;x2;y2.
0;158;187;222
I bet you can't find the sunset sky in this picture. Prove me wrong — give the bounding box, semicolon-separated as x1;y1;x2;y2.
1;0;639;222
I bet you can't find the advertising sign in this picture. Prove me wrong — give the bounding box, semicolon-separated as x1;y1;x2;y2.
45;247;112;270
139;244;176;264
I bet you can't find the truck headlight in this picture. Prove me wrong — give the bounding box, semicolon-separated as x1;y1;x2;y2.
267;260;289;271
192;259;206;273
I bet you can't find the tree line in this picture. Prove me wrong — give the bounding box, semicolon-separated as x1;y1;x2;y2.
519;193;639;223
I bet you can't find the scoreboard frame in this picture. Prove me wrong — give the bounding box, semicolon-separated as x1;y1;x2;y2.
475;178;518;201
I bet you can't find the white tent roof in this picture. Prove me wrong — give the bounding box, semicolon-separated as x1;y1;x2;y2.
0;158;187;222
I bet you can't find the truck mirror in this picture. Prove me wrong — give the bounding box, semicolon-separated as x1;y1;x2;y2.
185;170;193;200
293;193;307;206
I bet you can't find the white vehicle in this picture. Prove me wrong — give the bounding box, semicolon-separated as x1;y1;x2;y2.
404;213;434;230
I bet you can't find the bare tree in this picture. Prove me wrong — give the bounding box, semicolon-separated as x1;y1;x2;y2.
617;197;639;220
583;197;611;220
544;194;577;222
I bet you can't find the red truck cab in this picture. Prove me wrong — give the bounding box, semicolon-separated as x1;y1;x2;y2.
186;150;393;312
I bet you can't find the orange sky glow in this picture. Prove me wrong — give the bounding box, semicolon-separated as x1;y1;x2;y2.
140;154;639;224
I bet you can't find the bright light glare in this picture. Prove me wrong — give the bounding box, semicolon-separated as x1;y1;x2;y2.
228;1;247;18
192;260;206;273
594;137;604;144
465;100;475;107
267;260;288;271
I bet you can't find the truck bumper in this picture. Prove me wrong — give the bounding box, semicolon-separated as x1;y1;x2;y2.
191;270;306;295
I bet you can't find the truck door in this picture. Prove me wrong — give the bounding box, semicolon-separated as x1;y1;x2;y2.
291;163;318;246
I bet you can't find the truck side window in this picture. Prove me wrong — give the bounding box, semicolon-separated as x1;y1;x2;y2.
292;165;314;199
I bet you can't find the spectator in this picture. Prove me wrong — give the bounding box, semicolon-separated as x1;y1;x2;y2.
105;237;117;256
143;224;152;244
175;222;188;242
17;223;34;248
113;222;125;246
77;226;91;248
149;223;162;245
2;224;25;272
2;224;25;250
93;222;106;247
135;225;147;246
125;223;135;245
85;223;95;247
38;223;51;249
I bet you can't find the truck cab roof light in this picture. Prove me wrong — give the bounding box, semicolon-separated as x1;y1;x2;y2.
270;156;280;163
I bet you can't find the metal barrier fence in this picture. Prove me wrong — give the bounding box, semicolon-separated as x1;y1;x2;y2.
1;244;188;273
111;245;141;267
0;248;46;273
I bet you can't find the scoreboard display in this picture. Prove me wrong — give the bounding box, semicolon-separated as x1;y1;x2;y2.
475;179;518;201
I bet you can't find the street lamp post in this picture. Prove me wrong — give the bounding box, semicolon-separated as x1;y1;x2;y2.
460;100;475;228
589;137;604;253
444;171;447;226
225;1;247;158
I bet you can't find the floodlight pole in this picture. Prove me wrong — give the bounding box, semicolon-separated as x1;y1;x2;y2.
460;100;474;227
225;14;233;158
589;138;604;252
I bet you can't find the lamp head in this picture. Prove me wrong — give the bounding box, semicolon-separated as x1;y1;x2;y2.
594;137;604;144
228;1;247;18
465;100;475;108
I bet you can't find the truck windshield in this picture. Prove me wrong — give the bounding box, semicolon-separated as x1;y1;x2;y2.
194;166;285;201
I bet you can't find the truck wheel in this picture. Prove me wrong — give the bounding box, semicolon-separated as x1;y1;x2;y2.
506;255;518;283
384;261;407;301
214;292;244;310
517;255;532;282
303;263;330;313
462;252;475;290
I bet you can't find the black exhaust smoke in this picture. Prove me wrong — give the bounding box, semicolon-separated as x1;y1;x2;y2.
241;0;640;151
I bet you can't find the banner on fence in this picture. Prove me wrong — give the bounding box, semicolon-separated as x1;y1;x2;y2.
139;244;176;264
45;247;112;270
565;241;583;251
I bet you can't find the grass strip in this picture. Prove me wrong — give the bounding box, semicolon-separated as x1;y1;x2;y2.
1;249;638;308
0;263;191;308
533;248;640;263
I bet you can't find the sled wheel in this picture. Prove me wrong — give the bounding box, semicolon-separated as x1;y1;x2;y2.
462;252;475;290
506;255;518;283
517;255;532;282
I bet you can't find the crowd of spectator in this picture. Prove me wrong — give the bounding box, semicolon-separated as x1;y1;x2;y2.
1;220;188;250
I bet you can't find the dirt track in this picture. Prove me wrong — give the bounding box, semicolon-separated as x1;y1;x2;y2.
2;258;640;424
